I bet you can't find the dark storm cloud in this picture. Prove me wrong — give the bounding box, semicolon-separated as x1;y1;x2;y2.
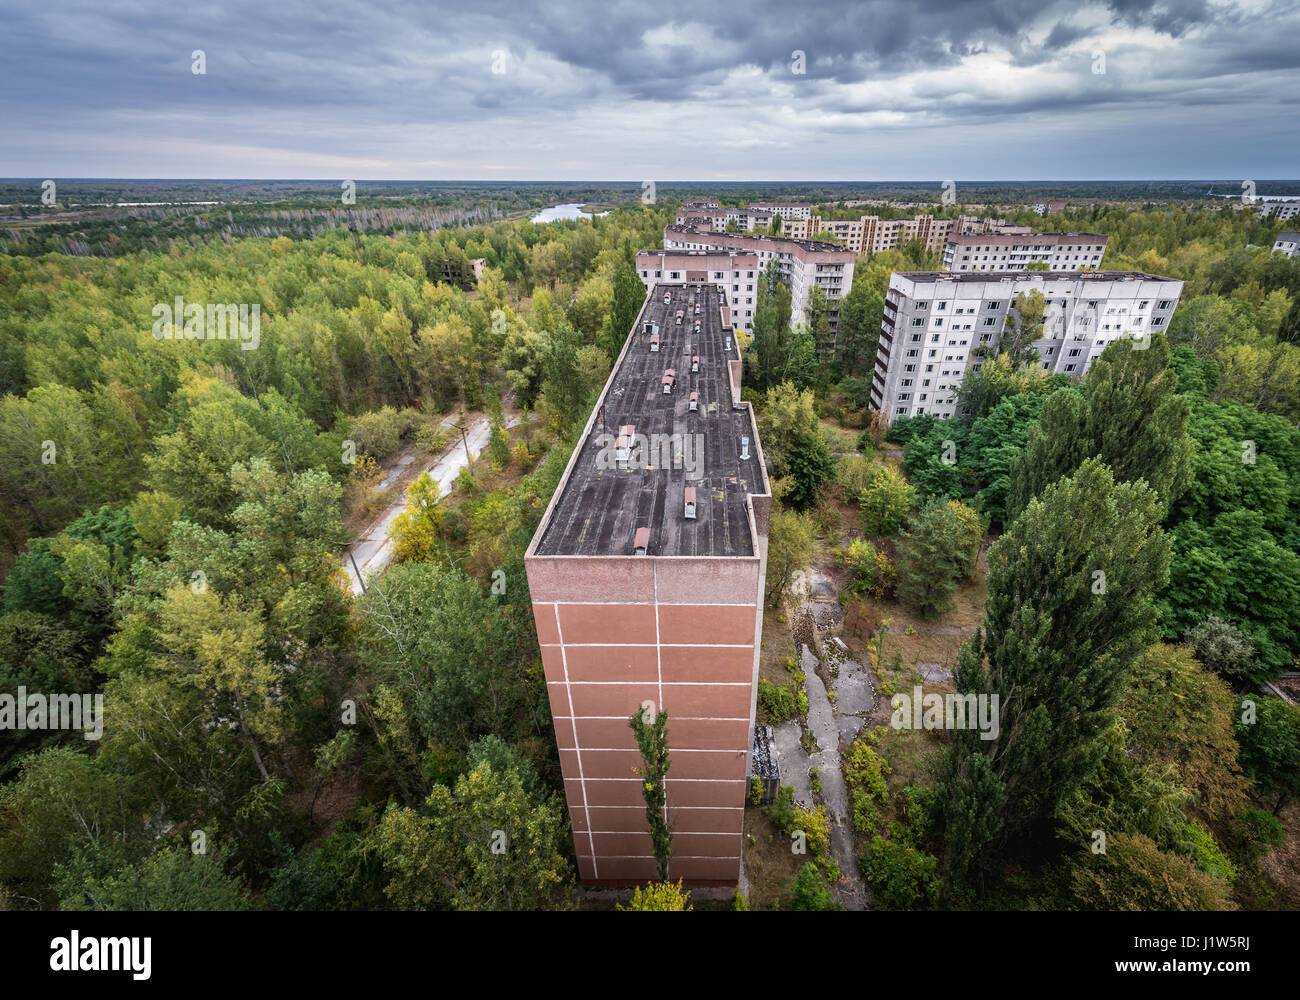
1;0;1296;177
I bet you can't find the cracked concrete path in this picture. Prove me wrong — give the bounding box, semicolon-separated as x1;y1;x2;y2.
343;412;520;595
800;643;868;910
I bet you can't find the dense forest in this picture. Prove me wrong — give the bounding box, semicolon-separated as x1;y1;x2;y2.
0;190;1297;910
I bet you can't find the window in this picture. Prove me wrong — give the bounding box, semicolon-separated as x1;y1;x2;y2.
912;318;924;327
984;317;996;326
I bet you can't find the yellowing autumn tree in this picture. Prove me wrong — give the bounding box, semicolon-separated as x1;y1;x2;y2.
391;471;444;563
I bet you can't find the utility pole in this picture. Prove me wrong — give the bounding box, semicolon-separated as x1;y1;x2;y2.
348;548;368;595
455;423;474;473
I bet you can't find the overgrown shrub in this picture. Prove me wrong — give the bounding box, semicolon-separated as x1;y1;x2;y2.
617;880;692;911
758;678;800;724
1184;616;1257;682
348;406;408;460
861;836;939;910
789;862;842;910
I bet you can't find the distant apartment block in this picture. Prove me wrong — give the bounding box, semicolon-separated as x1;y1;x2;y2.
1274;231;1300;257
674;202;809;237
662;226;854;330
942;233;1108;272
870;271;1184;420
1258;200;1300;221
635;249;762;335
525;280;771;886
809;214;1021;254
749;202;813;221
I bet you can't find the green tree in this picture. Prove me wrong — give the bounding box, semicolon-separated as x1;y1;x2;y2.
360;561;529;752
789;862;842;910
836;280;884;377
1234;695;1300;816
629;706;672;881
54;843;249;911
375;752;573;910
936;459;1171;892
1007;335;1193;523
1068;833;1233;911
765;508;815;608
859;464;915;536
895;500;980;620
998;290;1047;366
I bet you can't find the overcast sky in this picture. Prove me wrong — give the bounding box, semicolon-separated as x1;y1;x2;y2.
3;0;1298;180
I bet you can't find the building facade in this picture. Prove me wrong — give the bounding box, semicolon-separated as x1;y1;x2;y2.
749;201;813;221
806;214;1022;254
870;271;1184;420
1259;200;1300;221
635;249;762;335
1273;231;1300;257
942;232;1108;272
525;279;771;886
661;226;854;329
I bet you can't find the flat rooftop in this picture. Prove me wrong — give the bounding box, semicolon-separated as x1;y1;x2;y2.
664;224;850;255
893;269;1177;283
532;282;763;558
945;232;1108;243
638;248;758;259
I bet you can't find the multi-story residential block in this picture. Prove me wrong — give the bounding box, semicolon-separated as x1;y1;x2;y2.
525;280;771;885
1273;231;1300;257
778;216;811;239
805;214;1021;254
749;201;813;221
661;226;854;329
673;203;807;235
635;249;762;334
942;232;1108;272
870;271;1184;420
1258;200;1300;221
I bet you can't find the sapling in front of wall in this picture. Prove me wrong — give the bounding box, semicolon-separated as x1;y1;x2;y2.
629;703;673;881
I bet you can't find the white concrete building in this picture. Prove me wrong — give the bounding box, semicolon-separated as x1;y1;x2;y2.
1258;200;1300;221
870;271;1184;420
1273;231;1300;257
749;202;813;221
943;233;1108;272
635;249;762;335
661;226;854;330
